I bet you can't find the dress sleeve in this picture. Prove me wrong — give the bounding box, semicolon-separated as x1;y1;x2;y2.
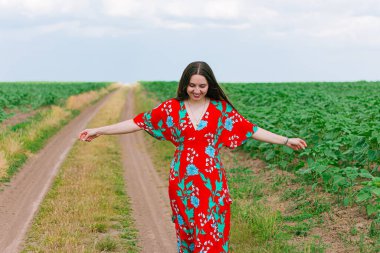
220;103;258;149
133;100;172;141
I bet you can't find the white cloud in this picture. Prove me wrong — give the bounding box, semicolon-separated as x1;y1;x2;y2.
36;21;80;34
101;0;149;18
0;21;137;39
205;22;251;30
102;0;242;20
0;0;90;17
164;0;242;20
1;0;380;45
154;19;195;30
1;0;379;82
309;15;380;45
99;0;278;31
45;22;142;38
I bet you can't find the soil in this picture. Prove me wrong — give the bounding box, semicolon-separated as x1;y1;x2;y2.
1;109;40;128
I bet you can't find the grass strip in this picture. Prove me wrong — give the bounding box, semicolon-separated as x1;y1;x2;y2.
21;87;139;252
133;84;176;180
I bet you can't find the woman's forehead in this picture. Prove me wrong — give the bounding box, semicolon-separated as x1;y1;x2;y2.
189;74;208;85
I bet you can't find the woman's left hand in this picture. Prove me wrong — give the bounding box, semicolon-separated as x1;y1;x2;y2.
286;138;307;151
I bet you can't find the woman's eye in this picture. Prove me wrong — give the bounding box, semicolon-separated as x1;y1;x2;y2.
189;84;207;88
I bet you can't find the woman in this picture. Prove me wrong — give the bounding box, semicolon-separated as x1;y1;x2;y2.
79;61;307;253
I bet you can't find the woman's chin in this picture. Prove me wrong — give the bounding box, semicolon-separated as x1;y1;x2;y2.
191;95;203;100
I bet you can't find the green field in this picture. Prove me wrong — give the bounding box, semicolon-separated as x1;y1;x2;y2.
0;82;111;123
0;82;114;182
140;81;380;222
1;80;379;252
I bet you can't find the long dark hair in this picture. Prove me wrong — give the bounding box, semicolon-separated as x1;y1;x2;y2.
175;61;235;110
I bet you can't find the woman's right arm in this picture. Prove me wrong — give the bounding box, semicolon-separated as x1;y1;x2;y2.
79;119;141;142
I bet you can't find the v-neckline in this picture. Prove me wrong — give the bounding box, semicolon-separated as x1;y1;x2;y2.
182;98;211;131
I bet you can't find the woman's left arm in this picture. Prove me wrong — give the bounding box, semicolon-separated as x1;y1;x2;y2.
252;127;307;151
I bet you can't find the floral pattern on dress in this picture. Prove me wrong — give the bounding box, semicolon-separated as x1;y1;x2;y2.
133;98;258;253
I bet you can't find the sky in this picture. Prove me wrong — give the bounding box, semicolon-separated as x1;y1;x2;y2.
0;0;380;83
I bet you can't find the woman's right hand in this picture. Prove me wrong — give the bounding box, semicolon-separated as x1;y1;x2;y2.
79;128;100;142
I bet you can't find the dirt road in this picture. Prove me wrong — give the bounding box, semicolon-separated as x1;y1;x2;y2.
0;88;177;253
119;89;177;252
0;92;114;252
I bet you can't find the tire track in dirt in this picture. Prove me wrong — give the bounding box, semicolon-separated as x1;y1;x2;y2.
119;89;177;253
0;91;116;253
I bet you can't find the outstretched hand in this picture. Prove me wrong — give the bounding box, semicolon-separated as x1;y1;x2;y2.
78;128;100;142
286;138;307;151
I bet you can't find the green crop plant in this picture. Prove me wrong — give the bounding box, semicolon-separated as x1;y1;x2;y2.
0;82;111;123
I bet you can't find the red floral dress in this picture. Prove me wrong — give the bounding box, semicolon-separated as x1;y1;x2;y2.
133;98;258;253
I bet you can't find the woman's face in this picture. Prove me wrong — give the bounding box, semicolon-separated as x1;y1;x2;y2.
187;74;209;101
